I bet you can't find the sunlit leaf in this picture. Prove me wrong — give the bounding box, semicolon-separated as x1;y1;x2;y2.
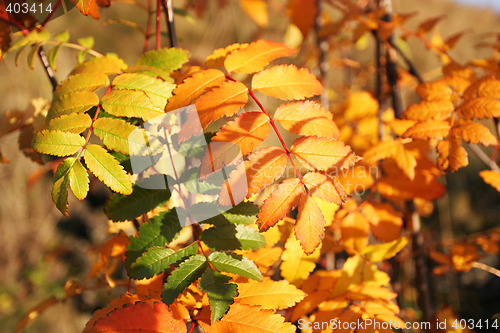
101;89;164;121
70;55;127;75
245;146;287;198
47;113;92;134
295;195;325;254
93;117;138;154
33;130;85;156
199;269;237;322
208;251;262;281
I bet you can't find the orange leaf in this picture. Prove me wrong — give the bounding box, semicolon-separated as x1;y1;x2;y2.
365;203;403;242
480;170;500;192
402;120;451;140
363;140;401;163
437;136;468;172
416;80;453;101
291;136;358;171
200;141;242;178
463;78;500;100
295;195;326;254
252;65;323;100
274;101;340;138
287;0;317;37
200;303;295;333
218;162;248;207
238;0;268;27
166;69;226;111
302;171;346;204
74;0;100;19
245;146;288;198
206;43;249;68
236;277;305;310
341;212;369;254
452;121;497;146
393;144;417;180
257;178;305;231
337;164;375;195
224;40;296;74
458;97;500;120
212;112;270;155
87;301;186;333
402;100;454;121
196;81;249;128
241;247;283;272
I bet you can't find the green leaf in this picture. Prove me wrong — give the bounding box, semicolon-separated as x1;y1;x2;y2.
9;30;50;52
48;113;92;134
123;65;175;82
101;89;164;121
199;269;237;322
47;44;63;71
201;224;265;251
162;254;208;305
130;243;198;280
136;48;189;74
106;175;172;221
126;209;182;268
112;73;176;109
70;55;127;75
69;158;89;200
54;72;110;97
48;91;99;121
33;130;85;156
52;160;71;216
27;43;42;69
54;31;70;43
203;202;259;226
93;117;137;154
84;144;132;194
208;252;262;281
77;36;94;49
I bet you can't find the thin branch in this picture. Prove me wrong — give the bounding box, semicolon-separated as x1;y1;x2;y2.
467;143;500;172
143;0;153;53
156;0;161;49
391;41;424;83
472;261;500;278
37;47;58;90
42;0;62;27
162;0;178;47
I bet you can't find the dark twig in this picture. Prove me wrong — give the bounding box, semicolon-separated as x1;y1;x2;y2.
143;0;153;53
37;47;58;90
162;0;177;47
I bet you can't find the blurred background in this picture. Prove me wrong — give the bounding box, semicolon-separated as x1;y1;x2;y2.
1;0;500;331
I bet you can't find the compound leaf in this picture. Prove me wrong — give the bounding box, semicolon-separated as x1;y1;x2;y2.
33;130;85;156
208;251;262;281
199;269;237;322
101;89;164;121
112;73;175;109
93;117;137;154
295;195;326;254
48;113;92;134
201;224;265;250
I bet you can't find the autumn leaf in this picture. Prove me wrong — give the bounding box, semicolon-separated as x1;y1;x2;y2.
437;136;468;172
416;80;453;101
458;97;500;120
196;81;249;128
280;232;320;286
257;178;305;231
32;130;85;157
291;136;358;171
166;69;226;111
224;40;296;74
402;120;451;140
451;121;497;146
274;101;340;138
287;0;317;37
72;0;100;19
252;65;323;100
87;301;186;333
340;211;369;253
206;43;249;68
363;203;403;242
479;170;500;192
238;0;268;27
236;277;305;310
402;100;454;121
245;146;288;198
295;195;326;254
212;112;270;155
201;303;295;333
302;171;346;204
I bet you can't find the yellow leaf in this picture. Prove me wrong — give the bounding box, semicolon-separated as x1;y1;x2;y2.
287;0;317;37
393;143;417;180
252;65;323;100
236;277;305;310
452;121;497;146
257;178;305;231
274;101;339;138
196;80;249;128
295;195;325;254
302;171;346;204
245;146;288;198
363;140;401;163
362;237;409;262
479;170;500;192
291;136;358;171
416;80;453;101
238;0;268;27
240;247;283;272
206;43;249;68
212;112;270;155
437;136;468;172
224;40;296;74
281;233;321;286
402;119;451;140
166;69;226;111
200;303;295;333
